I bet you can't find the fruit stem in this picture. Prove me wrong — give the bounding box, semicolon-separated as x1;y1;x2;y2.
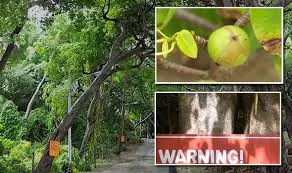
157;29;171;40
191;31;207;47
234;12;250;27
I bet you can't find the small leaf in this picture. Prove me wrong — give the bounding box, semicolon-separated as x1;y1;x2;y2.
175;30;198;59
162;40;169;58
254;93;258;116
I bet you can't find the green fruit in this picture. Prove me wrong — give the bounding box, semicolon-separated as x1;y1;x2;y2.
207;25;250;67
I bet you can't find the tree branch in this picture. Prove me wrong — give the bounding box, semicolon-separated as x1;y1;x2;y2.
191;32;207;47
157;56;209;78
24;72;47;119
222;0;234;6
134;112;152;129
272;0;292;6
251;0;264;6
234;12;250;27
101;0;118;22
109;24;127;59
175;9;217;33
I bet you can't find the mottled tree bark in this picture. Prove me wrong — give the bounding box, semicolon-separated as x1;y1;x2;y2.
241;93;280;135
240;93;280;173
178;93;237;134
177;93;237;173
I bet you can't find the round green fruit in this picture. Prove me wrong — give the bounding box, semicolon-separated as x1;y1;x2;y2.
207;25;250;67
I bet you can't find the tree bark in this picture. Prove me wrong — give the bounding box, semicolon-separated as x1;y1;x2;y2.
33;47;144;173
24;73;47;119
177;93;237;173
78;91;99;156
241;93;280;135
283;94;292;137
178;93;237;134
240;93;280;173
0;26;23;72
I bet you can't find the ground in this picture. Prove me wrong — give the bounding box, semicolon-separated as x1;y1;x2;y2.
89;138;169;173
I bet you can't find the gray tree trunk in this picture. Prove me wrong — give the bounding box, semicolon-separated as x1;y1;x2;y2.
176;93;237;173
241;93;280;135
79;91;99;156
240;93;280;173
24;72;47;119
178;93;237;134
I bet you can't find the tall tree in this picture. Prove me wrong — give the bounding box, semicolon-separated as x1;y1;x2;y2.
34;0;154;172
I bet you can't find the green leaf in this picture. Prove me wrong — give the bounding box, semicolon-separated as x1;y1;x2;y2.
157;8;175;30
250;8;282;55
162;40;169;58
175;30;198;59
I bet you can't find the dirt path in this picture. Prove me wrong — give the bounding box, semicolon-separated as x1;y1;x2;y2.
89;138;169;173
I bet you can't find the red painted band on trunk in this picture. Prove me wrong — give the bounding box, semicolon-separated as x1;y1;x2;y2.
155;134;280;165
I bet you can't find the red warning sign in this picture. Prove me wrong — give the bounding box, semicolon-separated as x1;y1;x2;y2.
155;134;280;165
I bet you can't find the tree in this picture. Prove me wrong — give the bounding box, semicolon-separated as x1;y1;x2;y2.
33;0;154;171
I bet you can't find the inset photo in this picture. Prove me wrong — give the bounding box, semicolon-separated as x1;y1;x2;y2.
155;92;281;166
155;7;283;84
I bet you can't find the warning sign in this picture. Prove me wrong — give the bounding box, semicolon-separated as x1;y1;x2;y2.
49;140;60;157
155;134;280;165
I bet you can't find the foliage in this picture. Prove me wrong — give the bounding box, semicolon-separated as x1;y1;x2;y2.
25;108;55;142
50;145;83;173
0;62;44;110
42;81;69;119
0;95;25;140
0;0;28;40
0;140;32;173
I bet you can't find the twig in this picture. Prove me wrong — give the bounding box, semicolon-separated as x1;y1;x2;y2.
191;31;207;47
272;0;292;6
251;0;264;6
157;56;209;78
175;9;217;32
234;12;250;27
223;0;234;6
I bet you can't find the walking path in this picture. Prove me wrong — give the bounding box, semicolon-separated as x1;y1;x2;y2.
90;138;169;173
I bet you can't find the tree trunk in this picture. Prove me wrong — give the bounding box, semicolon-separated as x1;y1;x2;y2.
241;93;280;135
118;76;127;151
24;73;47;119
283;94;292;137
176;93;237;173
178;93;237;134
240;93;280;173
79;91;99;156
0;26;23;72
